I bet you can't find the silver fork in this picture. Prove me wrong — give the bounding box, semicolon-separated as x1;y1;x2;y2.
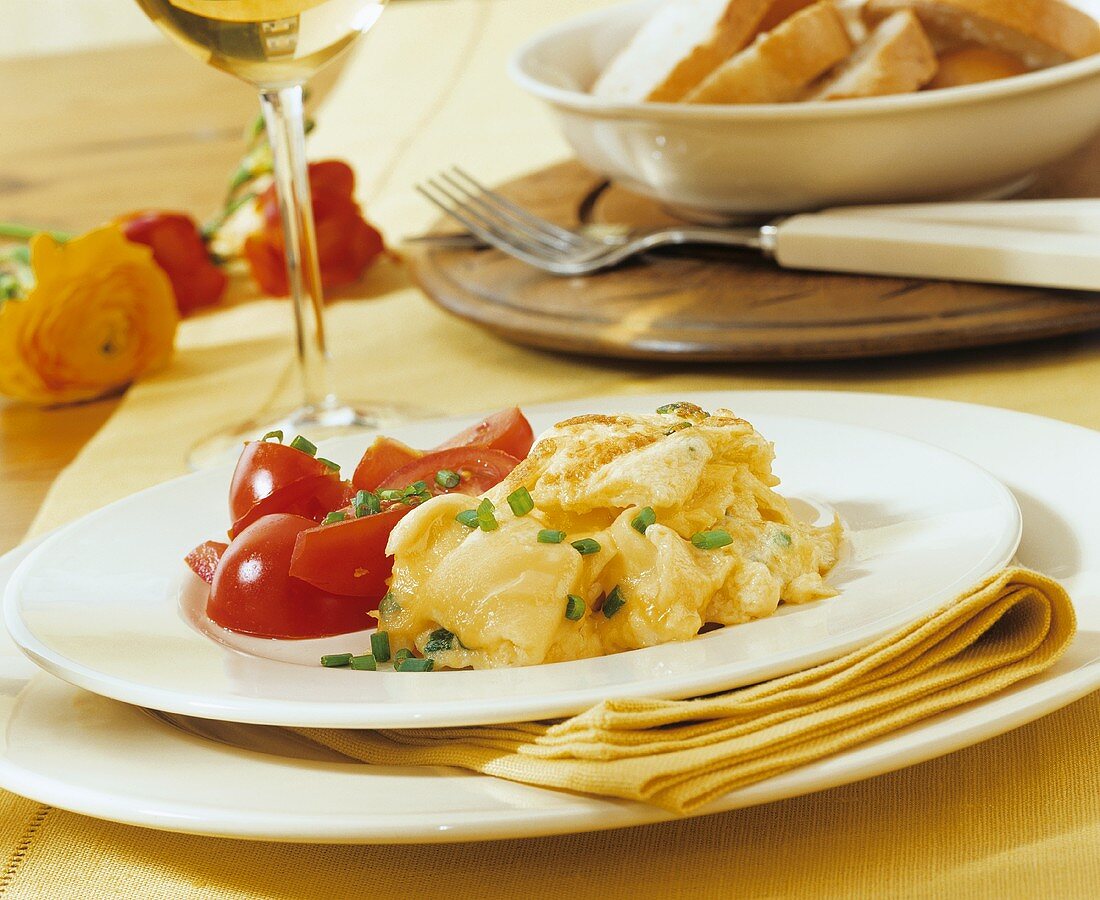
415;167;774;276
414;169;1100;290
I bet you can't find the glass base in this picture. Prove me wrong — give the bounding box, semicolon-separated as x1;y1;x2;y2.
187;398;430;470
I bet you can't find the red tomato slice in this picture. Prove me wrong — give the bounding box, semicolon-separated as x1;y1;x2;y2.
228;439;343;523
377;447;521;496
228;473;352;539
184;540;228;585
290;505;411;599
208;514;372;639
351;436;422;491
435;407;535;459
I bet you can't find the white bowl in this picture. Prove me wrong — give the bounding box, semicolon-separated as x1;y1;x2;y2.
509;0;1100;218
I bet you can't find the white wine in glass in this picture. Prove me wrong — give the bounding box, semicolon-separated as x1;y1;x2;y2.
133;0;407;467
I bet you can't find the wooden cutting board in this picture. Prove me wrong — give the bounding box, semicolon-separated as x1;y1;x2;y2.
403;142;1100;362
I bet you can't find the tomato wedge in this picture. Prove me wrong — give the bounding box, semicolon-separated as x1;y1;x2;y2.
435;407;534;459
229;473;351;539
184;540;228;585
377;447;521;496
351;436;422;491
208;514;373;639
290;505;411;599
229;440;334;522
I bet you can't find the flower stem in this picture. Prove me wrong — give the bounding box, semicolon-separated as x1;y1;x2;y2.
0;223;74;242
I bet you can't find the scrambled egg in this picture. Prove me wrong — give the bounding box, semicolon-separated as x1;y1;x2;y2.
380;404;841;669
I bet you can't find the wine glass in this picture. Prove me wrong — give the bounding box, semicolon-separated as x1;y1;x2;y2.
133;0;409;466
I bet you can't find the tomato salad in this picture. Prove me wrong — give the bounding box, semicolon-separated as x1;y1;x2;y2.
184;408;535;639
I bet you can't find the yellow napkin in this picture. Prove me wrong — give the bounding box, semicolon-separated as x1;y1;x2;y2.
300;567;1074;814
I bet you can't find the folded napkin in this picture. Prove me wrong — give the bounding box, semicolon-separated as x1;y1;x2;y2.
299;568;1075;813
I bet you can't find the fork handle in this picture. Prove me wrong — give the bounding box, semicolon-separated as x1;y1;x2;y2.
771;214;1100;291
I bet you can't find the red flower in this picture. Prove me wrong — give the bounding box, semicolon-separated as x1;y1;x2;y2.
243;160;386;298
118;211;227;316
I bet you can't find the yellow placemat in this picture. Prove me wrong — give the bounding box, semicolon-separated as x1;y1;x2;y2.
7;0;1100;897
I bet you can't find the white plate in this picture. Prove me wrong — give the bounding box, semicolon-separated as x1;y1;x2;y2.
0;392;1097;843
4;410;1020;728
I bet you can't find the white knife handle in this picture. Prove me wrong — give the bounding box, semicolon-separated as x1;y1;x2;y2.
820;199;1100;234
771;215;1100;291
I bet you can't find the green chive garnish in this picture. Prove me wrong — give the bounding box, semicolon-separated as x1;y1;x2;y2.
355;490;380;517
602;586;626;618
317;457;340;472
396;657;434;672
378;489;404;502
321;653;352;667
571;538;601;555
350;654;377;671
507;487;534;516
394;648;413;663
289;435;317;456
261;430;284;443
477;498;498;532
631;507;656;534
691;529;734;550
409;481;427;493
538;529;566;544
371;631;391;662
379;593;400;616
656;402;707;416
565;595;585;621
424;628;455;653
456;509;479;528
775;531;792;547
321;511;347;525
436;469;461;489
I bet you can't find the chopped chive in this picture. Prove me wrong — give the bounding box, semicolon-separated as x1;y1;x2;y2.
261;430;284;443
507;486;534;516
571;538;601;556
396;657;434;672
435;469;461;489
565;595;585;621
289;435;317;456
631;507;656;534
317;457;341;472
602;586;626;618
394;648;413;663
321;653;353;667
775;531;792;547
321;510;347;525
691;529;734;550
538;529;566;544
477;498;499;532
424;628;455;653
379;593;400;616
371;631;391;662
408;481;428;494
378;489;404;502
355;490;381;517
350;654;377;671
656;401;708;417
456;509;480;528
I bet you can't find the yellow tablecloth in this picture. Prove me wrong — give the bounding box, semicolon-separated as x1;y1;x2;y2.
6;0;1100;896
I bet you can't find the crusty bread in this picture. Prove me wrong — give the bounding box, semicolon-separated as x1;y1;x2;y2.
807;10;937;100
864;0;1100;68
592;0;774;102
685;1;854;103
927;43;1030;88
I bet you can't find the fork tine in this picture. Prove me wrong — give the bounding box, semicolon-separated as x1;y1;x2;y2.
450;167;596;249
416;182;564;267
437;171;573;254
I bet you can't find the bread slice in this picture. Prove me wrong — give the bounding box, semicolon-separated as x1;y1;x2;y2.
807;10;937;100
685;1;854;103
927;44;1030;89
592;0;774;102
864;0;1100;68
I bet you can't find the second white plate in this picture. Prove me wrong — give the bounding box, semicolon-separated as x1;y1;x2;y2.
3;409;1020;728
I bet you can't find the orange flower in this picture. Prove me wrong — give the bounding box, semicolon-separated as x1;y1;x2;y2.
243;160;386;297
0;226;179;405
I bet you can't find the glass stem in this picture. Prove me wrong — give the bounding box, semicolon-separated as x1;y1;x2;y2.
258;85;332;413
